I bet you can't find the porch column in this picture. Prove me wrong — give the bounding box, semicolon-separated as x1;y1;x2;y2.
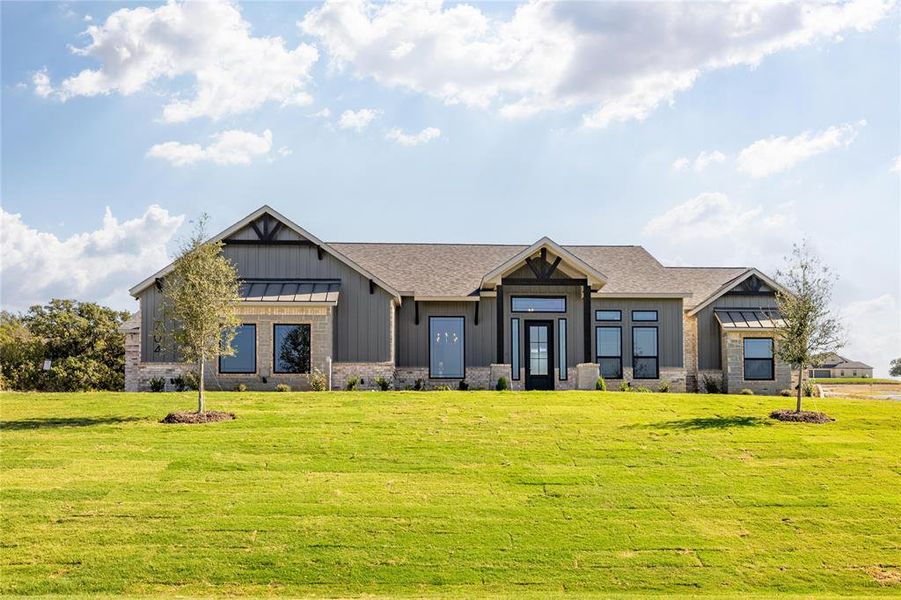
583;283;592;363
496;284;504;363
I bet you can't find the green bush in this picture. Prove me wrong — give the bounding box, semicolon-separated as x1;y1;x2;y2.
374;376;390;391
496;376;509;391
618;380;631;392
172;373;199;392
148;377;165;393
596;377;607;391
458;380;469;391
804;382;816;397
413;378;424;391
779;389;792;397
345;376;359;391
275;383;291;392
740;388;754;395
657;380;670;393
308;368;327;391
702;374;723;394
434;384;451;391
634;386;652;393
233;383;247;392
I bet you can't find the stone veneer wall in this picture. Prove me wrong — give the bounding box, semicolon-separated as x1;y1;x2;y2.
124;305;333;391
332;362;397;390
683;314;699;392
598;367;688;392
722;331;792;395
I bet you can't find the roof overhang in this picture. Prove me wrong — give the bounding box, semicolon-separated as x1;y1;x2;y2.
715;308;785;331
413;295;480;302
128;205;400;301
688;268;790;316
593;292;692;299
479;237;608;291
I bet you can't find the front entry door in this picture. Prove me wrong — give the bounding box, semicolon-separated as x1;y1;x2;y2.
524;320;554;390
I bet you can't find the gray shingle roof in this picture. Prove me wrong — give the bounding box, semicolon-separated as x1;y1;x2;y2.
330;242;749;307
814;353;873;369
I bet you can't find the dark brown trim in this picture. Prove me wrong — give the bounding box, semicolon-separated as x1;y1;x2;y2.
496;285;504;363
546;256;562;279
474;301;479;326
369;279;375;295
316;245;324;260
525;257;542;279
223;239;315;246
414;301;420;325
501;277;587;286
583;283;592;363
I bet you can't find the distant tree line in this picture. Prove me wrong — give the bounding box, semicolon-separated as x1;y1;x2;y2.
0;299;130;391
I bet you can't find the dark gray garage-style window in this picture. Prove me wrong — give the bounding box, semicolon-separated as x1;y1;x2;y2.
430;317;465;378
219;324;256;374
273;324;311;374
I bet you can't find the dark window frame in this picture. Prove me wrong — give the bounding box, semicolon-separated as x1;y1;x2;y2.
632;325;659;379
428;316;466;379
272;323;312;375
558;318;567;380
595;310;622;322
596;325;623;379
510;295;567;313
218;323;257;374
743;337;775;381
511;317;520;380
631;310;658;322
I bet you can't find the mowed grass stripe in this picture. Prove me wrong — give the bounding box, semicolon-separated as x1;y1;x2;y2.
1;390;899;597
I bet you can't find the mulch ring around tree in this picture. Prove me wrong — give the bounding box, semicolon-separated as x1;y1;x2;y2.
770;409;834;424
160;411;235;424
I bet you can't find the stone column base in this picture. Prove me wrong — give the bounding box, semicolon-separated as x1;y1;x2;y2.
576;363;600;390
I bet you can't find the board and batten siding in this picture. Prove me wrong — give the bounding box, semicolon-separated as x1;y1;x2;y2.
696;292;777;370
591;298;684;368
395;298;497;368
502;285;585;368
139;241;394;363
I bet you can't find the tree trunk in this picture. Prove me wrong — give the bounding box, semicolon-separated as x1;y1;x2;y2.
198;357;205;414
795;366;803;413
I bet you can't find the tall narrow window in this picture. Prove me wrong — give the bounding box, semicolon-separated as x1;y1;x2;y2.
632;327;658;379
744;338;774;380
596;326;622;379
511;318;520;380
558;319;567;380
273;324;311;374
430;317;465;378
219;324;256;374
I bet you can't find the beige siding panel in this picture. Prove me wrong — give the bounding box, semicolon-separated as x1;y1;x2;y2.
396;298;496;368
592;298;683;368
141;244;392;363
697;292;777;370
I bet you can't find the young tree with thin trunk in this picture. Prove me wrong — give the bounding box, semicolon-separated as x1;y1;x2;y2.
775;242;844;413
161;216;241;413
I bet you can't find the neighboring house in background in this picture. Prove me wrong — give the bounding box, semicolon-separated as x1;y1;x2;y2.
808;353;874;379
123;206;795;394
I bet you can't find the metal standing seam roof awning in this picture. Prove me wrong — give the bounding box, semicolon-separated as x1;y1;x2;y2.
239;279;340;304
714;308;785;330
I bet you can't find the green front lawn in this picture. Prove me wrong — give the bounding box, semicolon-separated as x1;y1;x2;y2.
812;377;900;385
2;391;899;598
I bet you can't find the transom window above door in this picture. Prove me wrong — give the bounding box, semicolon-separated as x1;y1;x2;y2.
511;296;566;313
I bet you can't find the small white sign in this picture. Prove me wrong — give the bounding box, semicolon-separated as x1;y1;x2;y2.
42;359;52;371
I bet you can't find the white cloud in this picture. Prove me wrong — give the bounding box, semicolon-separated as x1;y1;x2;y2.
891;155;901;173
147;129;274;167
737;121;865;178
839;294;900;378
338;108;379;131
300;0;892;128
32;68;53;98
0;205;184;311
642;192;794;267
672;150;726;172
385;126;441;146
311;108;332;118
40;1;317;122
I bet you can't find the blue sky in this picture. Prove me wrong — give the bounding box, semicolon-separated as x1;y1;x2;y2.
1;0;899;373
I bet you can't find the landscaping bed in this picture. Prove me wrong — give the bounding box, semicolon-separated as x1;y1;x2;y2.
160;410;235;424
770;408;834;423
